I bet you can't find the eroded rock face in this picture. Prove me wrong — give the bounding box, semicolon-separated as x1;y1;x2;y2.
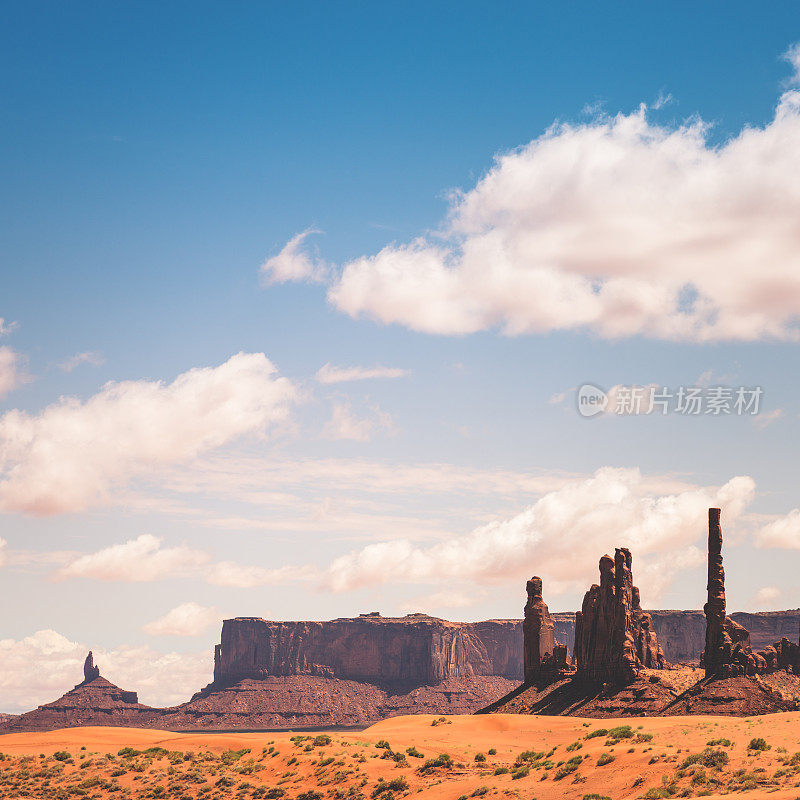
211;614;523;689
702;508;800;678
81;651;100;685
2;665;153;733
523;577;555;681
522;576;571;684
574;548;665;684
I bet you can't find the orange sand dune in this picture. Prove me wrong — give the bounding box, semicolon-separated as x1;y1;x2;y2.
4;713;800;798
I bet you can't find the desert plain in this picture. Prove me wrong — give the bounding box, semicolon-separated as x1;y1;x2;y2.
4;711;800;800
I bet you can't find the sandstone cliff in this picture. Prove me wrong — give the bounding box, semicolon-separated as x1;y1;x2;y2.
210;613;523;690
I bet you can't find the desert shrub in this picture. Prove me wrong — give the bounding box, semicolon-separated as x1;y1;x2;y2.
488;748;497;755
643;788;670;799
216;777;236;788
263;790;285;799
553;755;583;780
706;738;732;747
313;735;332;747
297;792;323;800
585;729;608;740
494;766;510;775
371;776;408;797
566;741;583;752
375;740;391;750
636;733;653;743
517;750;544;763
431;716;451;726
405;746;423;758
681;749;728;770
474;752;486;762
53;751;71;762
471;788;489;797
144;747;169;758
748;738;770;752
318;757;335;767
597;752;615;766
582;795;611;800
222;748;251;764
419;753;452;773
511;765;530;779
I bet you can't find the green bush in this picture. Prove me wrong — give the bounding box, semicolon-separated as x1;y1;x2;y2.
313;735;332;747
494;766;510;775
53;751;71;762
406;746;423;758
706;738;732;747
375;740;391;750
371;777;408;797
419;753;453;773
748;738;770;752
488;748;497;755
566;741;583;752
474;752;486;762
597;752;615;766
585;729;609;740
511;765;530;780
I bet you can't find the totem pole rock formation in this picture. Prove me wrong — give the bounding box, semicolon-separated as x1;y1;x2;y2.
574;547;664;684
82;651;100;684
523;576;568;683
702;508;800;677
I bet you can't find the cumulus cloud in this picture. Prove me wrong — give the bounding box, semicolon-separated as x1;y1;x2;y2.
754;509;800;549
58;351;105;372
0;630;210;712
0;346;27;399
325;468;756;605
315;363;409;384
260;229;327;285
0;352;296;515
753;585;781;608
142;602;222;637
58;534;211;582
274;51;800;343
57;534;315;588
322;401;393;442
399;589;478;614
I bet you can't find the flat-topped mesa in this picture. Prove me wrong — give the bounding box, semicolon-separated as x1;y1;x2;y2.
574;547;665;685
702;508;800;677
523;577;569;684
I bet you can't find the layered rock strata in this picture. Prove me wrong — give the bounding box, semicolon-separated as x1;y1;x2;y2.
574;548;664;684
523;576;569;684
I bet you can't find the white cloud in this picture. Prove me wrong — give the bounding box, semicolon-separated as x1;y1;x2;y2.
275;51;800;343
58;351;105;372
754;509;800;549
0;352;296;515
325;468;756;605
142;602;222;637
58;534;211;582
0;630;210;713
0;346;27;399
0;537;6;567
260;228;327;285
753;585;781;608
315;363;409;384
57;534;315;588
322;401;393;442
0;318;17;337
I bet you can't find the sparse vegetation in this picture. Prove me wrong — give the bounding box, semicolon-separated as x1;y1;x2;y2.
748;737;770;751
596;752;615;766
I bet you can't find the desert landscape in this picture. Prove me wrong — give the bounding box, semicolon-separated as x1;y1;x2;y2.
6;712;800;799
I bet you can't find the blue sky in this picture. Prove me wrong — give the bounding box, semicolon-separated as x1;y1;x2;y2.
2;2;800;711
